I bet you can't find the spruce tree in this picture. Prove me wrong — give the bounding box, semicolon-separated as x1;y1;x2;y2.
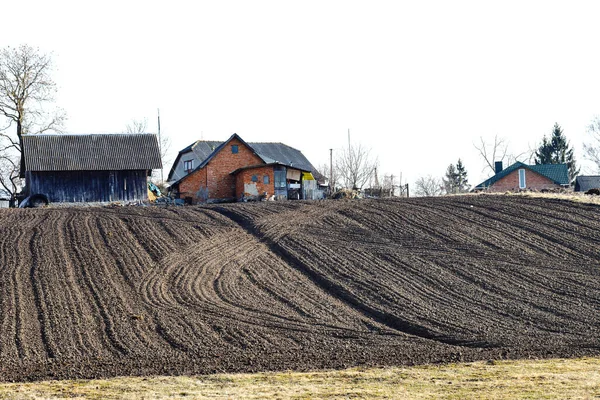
443;164;458;194
443;159;470;194
455;159;470;192
534;123;579;184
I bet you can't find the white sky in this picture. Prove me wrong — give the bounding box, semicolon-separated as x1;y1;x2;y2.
2;1;600;187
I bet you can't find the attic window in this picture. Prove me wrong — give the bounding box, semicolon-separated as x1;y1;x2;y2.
232;145;239;154
251;175;258;182
183;160;193;173
518;169;526;189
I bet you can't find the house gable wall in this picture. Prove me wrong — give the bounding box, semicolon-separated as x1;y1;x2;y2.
176;138;264;202
170;151;201;183
489;168;560;192
177;166;208;203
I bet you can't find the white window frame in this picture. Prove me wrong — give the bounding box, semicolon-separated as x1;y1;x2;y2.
518;169;526;189
183;159;194;173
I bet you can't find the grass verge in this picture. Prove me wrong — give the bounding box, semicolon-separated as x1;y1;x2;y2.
1;357;600;399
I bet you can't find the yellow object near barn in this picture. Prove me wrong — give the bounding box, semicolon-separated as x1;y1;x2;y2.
302;172;315;181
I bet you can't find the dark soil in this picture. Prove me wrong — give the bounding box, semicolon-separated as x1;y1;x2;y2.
1;195;599;382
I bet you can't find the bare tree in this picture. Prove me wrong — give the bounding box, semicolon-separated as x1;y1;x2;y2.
335;142;378;190
584;116;600;173
317;162;338;192
0;45;65;177
125;118;148;134
125;118;171;184
0;127;20;206
413;175;443;197
474;135;531;176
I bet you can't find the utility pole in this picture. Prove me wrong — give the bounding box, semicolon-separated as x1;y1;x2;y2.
347;128;351;150
157;108;163;182
329;148;333;195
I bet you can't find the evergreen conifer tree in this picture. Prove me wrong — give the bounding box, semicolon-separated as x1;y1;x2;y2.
443;159;470;194
534;123;579;184
455;159;470;192
443;163;458;194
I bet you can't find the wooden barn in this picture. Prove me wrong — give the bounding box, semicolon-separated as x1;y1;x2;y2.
22;134;162;203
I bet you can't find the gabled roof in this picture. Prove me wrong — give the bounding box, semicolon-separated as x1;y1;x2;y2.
167;140;222;181
168;133;323;183
474;162;569;190
251;142;319;177
574;176;600;192
22;134;162;171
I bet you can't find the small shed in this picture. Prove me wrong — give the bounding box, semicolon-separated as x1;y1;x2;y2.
574;176;600;192
22;134;162;203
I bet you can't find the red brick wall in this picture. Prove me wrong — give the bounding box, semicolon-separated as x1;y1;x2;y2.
489;168;561;192
177;166;208;202
177;138;264;202
235;166;275;199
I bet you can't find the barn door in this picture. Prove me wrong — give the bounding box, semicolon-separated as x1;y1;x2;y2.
109;171;115;202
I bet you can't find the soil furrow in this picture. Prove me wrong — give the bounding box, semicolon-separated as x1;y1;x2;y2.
213;206;495;349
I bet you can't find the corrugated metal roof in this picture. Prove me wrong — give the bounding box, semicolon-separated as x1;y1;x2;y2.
250;142;318;175
474;162;569;189
191;141;222;160
23;134;162;171
575;176;600;192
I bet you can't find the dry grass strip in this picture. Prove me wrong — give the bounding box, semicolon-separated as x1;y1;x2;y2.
1;357;599;399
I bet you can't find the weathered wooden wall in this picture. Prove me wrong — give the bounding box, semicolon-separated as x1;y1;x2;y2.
27;170;148;203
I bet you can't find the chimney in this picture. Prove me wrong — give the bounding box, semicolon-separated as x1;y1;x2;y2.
494;161;503;174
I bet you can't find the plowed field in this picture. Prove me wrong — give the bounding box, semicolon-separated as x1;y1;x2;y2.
0;195;599;382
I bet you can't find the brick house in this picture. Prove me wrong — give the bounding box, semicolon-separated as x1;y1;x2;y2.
473;161;570;192
168;133;320;203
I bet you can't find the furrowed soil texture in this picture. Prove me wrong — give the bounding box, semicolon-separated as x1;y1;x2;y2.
0;195;599;382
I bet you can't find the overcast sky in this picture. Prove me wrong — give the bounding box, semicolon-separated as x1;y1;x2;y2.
2;1;600;187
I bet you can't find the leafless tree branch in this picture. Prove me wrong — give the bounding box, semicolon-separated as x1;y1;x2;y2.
125;118;148;134
474;135;532;176
584;116;600;173
335;142;378;190
414;175;443;197
0;44;64;178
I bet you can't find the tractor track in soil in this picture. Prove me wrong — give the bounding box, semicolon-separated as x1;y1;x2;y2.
0;195;599;381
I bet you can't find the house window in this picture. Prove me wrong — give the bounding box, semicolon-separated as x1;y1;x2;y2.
518;169;526;189
183;160;193;173
263;175;270;184
251;175;258;182
231;145;239;154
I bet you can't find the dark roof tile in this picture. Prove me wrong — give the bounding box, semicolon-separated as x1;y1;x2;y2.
23;134;162;171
